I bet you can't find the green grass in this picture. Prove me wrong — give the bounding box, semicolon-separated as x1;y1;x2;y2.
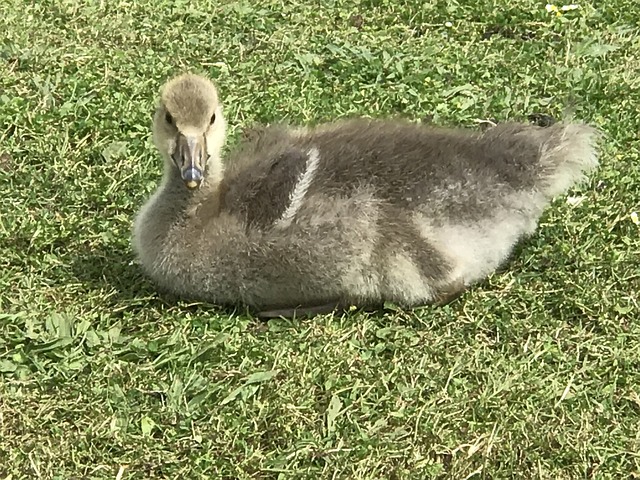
1;0;639;478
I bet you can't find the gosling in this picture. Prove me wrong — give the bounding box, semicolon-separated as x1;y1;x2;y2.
132;73;600;318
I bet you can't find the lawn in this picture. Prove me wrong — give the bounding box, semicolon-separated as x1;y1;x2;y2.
1;0;639;478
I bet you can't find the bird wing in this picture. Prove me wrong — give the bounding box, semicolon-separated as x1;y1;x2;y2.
222;146;311;230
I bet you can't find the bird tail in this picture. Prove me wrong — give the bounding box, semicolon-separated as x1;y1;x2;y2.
537;122;601;198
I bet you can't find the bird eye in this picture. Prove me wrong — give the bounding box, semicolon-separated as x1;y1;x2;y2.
165;112;174;125
210;113;216;125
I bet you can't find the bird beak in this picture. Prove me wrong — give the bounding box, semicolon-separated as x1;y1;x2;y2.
173;134;207;190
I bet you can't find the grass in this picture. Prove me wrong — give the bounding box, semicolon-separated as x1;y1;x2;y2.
1;0;639;478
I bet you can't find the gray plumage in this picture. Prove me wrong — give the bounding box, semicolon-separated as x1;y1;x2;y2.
132;73;600;317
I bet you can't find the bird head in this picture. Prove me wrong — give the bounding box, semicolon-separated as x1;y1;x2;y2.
153;73;227;190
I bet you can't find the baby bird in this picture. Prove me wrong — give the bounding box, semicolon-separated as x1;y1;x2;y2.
132;73;600;318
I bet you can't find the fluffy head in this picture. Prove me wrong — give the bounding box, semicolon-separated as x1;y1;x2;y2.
152;73;227;189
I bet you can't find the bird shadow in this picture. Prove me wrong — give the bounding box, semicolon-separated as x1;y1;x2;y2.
70;242;163;305
68;242;243;319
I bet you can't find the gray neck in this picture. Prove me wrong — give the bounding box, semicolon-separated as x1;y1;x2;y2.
159;155;225;219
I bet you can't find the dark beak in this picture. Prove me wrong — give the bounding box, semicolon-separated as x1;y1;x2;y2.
173;134;207;190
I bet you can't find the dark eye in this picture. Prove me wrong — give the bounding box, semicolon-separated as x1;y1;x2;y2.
165;112;174;125
210;113;216;125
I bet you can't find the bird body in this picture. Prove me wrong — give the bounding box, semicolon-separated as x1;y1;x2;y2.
132;74;599;317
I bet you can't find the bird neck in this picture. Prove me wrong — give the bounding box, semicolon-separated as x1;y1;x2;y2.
205;153;225;191
160;153;226;219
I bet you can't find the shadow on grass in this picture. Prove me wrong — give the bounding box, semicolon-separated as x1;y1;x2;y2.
70;242;162;300
69;241;246;319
